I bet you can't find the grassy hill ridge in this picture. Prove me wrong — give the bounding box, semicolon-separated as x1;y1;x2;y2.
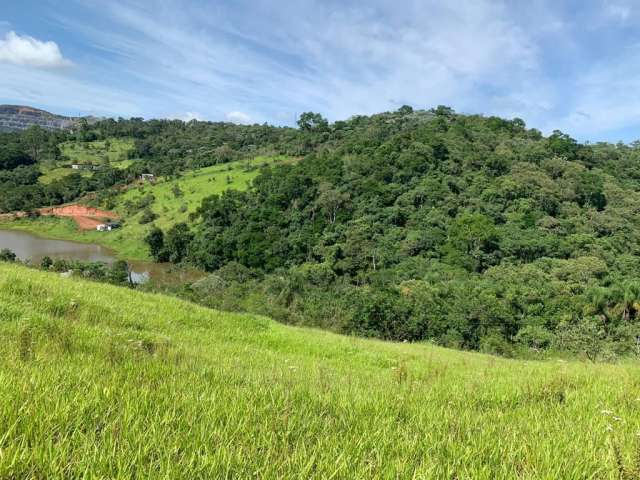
0;262;638;478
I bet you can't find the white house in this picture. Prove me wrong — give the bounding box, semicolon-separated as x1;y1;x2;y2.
71;164;98;171
96;222;121;232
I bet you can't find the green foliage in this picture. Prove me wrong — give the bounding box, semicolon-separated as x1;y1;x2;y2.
297;111;329;132
7;108;640;357
0;248;17;262
145;226;166;262
164;223;193;263
166;107;640;357
138;208;158;224
107;259;131;285
0;143;34;170
39;255;53;270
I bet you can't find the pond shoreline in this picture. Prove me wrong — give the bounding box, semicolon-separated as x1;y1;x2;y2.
0;216;150;261
0;227;205;286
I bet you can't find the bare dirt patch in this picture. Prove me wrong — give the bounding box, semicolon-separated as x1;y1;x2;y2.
2;205;119;231
38;205;120;231
39;205;118;219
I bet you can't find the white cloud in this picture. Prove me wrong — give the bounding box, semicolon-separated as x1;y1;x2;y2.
226;111;252;124
0;31;72;68
179;111;205;122
14;0;640;141
603;2;632;22
63;0;542;125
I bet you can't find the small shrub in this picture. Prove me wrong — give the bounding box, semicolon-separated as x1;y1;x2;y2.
0;249;16;262
139;208;158;225
172;184;184;198
40;256;53;270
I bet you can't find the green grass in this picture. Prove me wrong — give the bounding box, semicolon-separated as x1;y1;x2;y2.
1;262;639;478
37;168;92;185
39;138;136;184
60;138;135;165
115;155;289;224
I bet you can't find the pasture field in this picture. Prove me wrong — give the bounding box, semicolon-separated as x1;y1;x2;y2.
39;138;135;184
0;262;639;478
112;154;291;235
98;154;291;259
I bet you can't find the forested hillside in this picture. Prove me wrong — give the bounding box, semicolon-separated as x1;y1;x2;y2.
0;117;299;213
4;106;640;358
152;107;640;358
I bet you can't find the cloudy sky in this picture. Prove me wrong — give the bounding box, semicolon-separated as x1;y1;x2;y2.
1;0;640;141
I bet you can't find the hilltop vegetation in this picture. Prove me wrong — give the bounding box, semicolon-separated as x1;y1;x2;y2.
0;262;639;478
152;107;640;359
4;107;640;357
0;118;299;258
38;138;134;184
0;117;299;214
0;128;131;212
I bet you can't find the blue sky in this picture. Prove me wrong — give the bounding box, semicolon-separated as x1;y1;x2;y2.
1;0;640;142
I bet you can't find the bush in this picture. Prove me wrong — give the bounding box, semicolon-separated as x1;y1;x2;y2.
40;256;53;269
515;325;554;352
479;331;515;357
139;208;158;225
0;249;16;262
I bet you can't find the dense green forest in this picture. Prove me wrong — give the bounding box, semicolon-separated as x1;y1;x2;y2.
4;107;640;359
148;107;640;359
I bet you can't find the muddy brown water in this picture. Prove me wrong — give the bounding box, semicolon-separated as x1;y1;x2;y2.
0;229;204;285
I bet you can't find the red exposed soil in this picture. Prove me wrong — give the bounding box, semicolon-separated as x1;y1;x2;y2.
39;205;119;230
2;204;119;230
39;205;118;218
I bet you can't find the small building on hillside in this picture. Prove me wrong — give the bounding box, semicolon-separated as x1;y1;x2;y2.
96;222;121;232
71;163;99;171
140;173;156;182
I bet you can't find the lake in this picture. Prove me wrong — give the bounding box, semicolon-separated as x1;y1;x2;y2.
0;229;204;285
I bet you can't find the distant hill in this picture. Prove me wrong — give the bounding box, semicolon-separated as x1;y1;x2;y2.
0;105;78;132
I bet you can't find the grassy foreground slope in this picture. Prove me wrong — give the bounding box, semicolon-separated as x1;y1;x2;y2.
0;263;638;479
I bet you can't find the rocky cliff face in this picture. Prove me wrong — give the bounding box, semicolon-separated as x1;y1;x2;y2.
0;105;78;132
